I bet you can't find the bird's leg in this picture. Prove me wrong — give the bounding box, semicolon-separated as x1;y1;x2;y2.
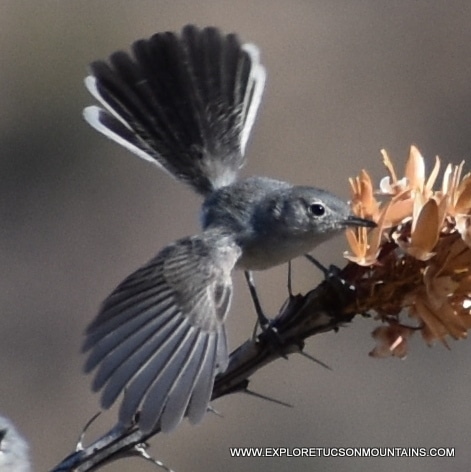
304;254;329;276
244;270;290;360
244;270;270;330
304;254;342;279
287;260;293;297
304;253;357;317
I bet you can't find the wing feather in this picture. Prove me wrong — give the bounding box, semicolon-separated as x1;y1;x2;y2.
83;231;241;432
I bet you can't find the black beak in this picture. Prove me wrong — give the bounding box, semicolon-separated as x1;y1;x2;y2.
345;215;377;228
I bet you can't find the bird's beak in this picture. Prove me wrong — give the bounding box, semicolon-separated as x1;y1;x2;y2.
345;215;377;228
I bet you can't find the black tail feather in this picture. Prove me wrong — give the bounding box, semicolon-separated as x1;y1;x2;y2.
84;25;266;195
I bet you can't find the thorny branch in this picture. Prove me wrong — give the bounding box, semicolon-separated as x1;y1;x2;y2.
50;262;367;472
51;145;471;471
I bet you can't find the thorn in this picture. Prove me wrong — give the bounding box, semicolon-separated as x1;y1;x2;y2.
76;412;101;451
243;388;293;408
298;350;332;371
135;443;175;472
207;405;224;418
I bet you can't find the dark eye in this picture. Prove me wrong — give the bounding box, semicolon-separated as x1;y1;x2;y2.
309;203;325;216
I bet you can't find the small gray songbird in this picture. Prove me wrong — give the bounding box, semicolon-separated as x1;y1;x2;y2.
0;416;31;472
83;25;375;434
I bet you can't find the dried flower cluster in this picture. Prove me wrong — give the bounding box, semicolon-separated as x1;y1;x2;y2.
345;145;471;358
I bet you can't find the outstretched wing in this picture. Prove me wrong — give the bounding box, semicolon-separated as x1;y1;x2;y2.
83;231;241;433
83;24;266;196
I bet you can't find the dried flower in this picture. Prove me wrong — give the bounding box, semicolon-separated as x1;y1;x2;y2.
370;324;414;359
345;145;471;356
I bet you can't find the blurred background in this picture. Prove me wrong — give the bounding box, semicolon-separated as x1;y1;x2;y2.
1;1;470;471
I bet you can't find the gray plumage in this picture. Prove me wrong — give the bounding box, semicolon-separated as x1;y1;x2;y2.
83;25;374;434
84;230;239;432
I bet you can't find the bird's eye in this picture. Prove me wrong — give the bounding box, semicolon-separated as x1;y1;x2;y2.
309;203;325;216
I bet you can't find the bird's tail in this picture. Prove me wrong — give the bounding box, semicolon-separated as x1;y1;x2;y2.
83;25;266;196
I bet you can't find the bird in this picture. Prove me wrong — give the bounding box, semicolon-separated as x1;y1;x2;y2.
0;416;31;472
82;24;375;434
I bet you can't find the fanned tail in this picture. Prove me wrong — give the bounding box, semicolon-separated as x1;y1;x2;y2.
83;25;266;195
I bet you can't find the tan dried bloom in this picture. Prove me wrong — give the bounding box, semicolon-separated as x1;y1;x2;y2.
349;169;380;220
345;145;471;357
370;324;414;359
344;200;389;266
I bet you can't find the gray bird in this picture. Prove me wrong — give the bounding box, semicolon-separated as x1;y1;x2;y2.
82;24;374;434
0;416;31;472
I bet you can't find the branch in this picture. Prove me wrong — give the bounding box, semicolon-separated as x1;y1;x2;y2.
50;264;365;472
50;147;471;470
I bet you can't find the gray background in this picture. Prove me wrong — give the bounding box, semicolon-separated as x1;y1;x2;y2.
1;1;471;471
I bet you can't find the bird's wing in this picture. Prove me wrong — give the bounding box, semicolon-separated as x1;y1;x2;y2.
83;24;266;196
83;231;241;433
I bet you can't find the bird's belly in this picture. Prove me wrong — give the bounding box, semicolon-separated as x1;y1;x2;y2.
236;237;318;271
